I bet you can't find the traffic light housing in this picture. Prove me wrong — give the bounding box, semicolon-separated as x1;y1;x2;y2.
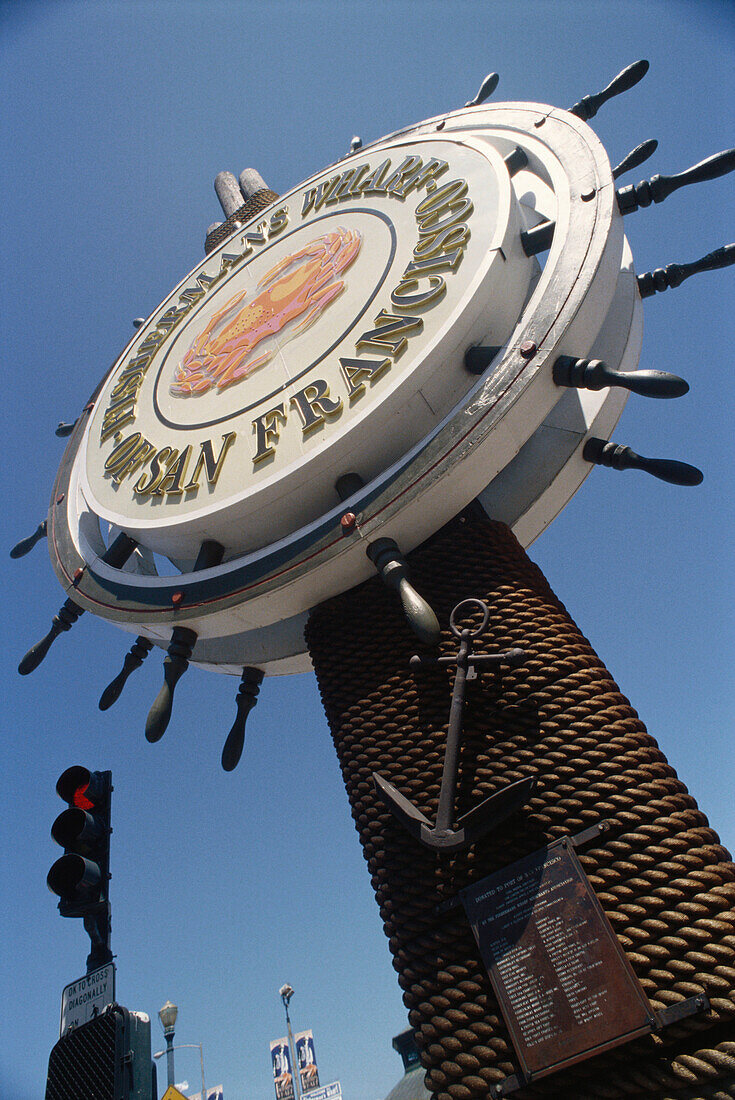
48;766;112;969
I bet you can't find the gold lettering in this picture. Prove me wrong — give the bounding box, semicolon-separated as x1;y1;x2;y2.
339;356;391;400
382;155;422;197
178;285;205;308
417;197;473;235
415;179;469;224
359;159;391;195
344;164;371;197
413;223;470;260
268;207;289;235
157;304;189;331
403;250;464;277
324;168;360;206
396;157;449;197
137;330;166;355
355;311;423;359
109;375;142;405
104;433;156;484
134;447;177;496
153;446;192;496
178;271;215;308
100;401;136;443
112;366;146;391
310;175;342;213
252;405;287;464
183;433;236;490
390;274;446;312
290;381;342;434
219;252;242;276
242;223;268;248
121;353;151;373
301;187;318;217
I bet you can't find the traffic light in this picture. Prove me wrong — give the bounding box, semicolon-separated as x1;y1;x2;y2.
48;766;112;970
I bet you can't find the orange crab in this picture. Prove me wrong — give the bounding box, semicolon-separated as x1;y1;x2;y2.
171;226;362;396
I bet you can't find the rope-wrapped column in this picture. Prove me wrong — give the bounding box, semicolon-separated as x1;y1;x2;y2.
305;509;735;1099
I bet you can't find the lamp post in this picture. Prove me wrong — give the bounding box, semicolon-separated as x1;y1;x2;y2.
153;1042;207;1100
157;1000;178;1088
278;984;302;1100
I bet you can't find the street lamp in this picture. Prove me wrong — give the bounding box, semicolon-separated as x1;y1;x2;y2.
153;1042;207;1100
158;1000;178;1087
279;984;302;1100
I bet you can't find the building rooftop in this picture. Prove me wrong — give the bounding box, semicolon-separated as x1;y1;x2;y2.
384;1030;431;1100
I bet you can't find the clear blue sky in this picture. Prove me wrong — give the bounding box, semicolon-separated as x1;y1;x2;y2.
2;2;733;1098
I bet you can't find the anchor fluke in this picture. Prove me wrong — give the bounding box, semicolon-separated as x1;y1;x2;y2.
374;773;534;854
373;772;431;843
455;776;536;846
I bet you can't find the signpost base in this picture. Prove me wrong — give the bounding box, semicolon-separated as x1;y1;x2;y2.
305;508;735;1098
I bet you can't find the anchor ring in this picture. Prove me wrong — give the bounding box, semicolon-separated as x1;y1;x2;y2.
449;598;490;639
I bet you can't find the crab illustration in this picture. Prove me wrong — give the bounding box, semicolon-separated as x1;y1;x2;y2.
170;226;362;396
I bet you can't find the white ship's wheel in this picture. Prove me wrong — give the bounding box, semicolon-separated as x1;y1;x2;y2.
19;58;730;761
48;100;644;676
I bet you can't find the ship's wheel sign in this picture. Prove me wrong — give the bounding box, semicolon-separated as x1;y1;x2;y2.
82;134;530;562
14;61;733;762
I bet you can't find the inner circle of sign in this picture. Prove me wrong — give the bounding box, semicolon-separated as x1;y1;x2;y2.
152;209;397;432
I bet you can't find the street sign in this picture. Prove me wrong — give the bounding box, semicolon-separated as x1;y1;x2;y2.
59;962;115;1036
303;1083;341;1100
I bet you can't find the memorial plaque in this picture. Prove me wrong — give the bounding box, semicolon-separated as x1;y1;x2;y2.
460;840;654;1083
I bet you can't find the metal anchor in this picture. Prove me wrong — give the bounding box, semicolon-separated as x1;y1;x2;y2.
373;599;534;853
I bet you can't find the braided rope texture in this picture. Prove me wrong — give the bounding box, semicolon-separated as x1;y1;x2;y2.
204;188;280;254
305;510;735;1099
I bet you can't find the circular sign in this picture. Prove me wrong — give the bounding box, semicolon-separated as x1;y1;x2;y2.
50;103;641;674
81;136;531;561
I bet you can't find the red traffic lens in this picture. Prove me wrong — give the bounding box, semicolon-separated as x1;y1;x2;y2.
72;783;94;810
56;765;93;805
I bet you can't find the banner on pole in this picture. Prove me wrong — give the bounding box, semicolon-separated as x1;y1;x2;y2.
270;1037;294;1100
188;1088;224;1100
295;1029;320;1092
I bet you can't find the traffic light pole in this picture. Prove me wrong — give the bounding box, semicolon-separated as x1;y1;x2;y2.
83;904;112;973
